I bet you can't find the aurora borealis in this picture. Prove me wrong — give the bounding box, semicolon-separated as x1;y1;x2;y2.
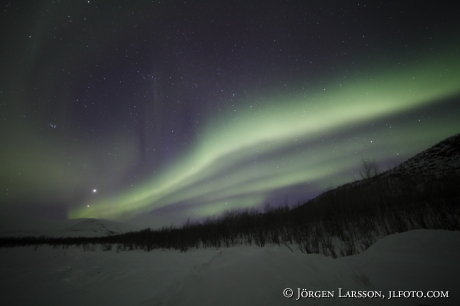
1;1;459;228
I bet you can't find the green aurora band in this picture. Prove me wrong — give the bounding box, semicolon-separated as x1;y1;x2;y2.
68;50;460;221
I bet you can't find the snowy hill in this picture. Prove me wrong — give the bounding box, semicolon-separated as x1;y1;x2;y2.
0;218;139;238
61;218;140;237
382;133;460;179
313;133;460;201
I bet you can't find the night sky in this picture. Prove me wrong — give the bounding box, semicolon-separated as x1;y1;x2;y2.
1;0;459;229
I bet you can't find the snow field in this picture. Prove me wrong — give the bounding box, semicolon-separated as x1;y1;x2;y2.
1;229;459;306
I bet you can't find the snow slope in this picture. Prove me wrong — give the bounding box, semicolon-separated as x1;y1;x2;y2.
1;229;459;306
381;133;460;179
311;133;460;202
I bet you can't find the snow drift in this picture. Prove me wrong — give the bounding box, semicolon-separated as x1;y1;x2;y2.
1;229;459;306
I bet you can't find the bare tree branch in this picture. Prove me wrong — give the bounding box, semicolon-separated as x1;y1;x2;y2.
360;158;379;179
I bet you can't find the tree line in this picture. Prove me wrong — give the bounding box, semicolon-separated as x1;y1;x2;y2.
1;171;459;257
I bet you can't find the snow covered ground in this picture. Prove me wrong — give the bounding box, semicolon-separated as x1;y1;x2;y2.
1;229;459;306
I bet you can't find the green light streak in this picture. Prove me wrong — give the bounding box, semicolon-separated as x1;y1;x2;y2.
191;195;266;218
69;50;460;221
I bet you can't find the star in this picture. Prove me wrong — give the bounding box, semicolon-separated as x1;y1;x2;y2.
1;0;459;228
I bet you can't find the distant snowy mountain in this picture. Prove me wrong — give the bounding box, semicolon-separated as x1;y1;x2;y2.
61;218;140;237
0;218;139;238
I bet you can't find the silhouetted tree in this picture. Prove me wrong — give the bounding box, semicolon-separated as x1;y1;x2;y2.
359;158;379;179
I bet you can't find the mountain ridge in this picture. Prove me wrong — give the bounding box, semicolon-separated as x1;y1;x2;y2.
381;133;460;179
312;133;460;202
